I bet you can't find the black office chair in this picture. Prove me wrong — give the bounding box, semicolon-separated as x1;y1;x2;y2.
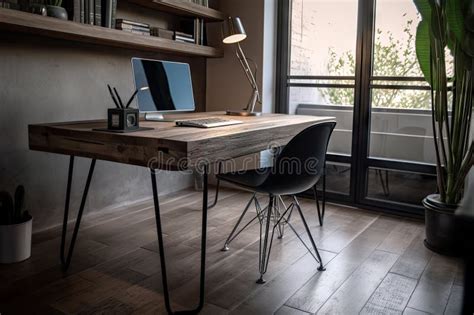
216;121;336;283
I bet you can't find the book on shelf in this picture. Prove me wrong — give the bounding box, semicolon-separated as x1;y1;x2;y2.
119;28;151;36
150;27;174;40
117;24;150;32
174;31;193;39
116;19;149;28
94;0;101;26
88;0;93;24
116;19;150;36
103;0;117;28
187;0;208;7
179;18;206;45
174;34;195;43
68;0;116;27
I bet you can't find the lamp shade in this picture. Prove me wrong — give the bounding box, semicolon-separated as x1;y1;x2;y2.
222;17;247;44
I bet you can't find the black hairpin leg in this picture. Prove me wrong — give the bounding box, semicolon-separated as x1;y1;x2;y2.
207;178;220;209
151;165;208;315
60;156;96;271
207;162;222;209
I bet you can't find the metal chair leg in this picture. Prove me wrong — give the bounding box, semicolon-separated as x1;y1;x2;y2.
313;166;327;226
221;192;257;251
60;156;96;271
293;196;325;271
257;195;276;284
150;165;208;315
312;185;323;227
322;167;326;221
274;196;288;239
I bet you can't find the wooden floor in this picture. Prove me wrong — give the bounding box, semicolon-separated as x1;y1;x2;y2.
0;187;464;314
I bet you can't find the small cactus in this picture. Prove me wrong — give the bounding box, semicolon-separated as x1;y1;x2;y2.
0;185;30;225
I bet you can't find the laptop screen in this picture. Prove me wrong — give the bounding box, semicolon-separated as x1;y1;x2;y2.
131;58;195;113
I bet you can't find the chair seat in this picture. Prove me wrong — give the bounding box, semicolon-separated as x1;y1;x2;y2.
216;168;271;190
217;168;320;195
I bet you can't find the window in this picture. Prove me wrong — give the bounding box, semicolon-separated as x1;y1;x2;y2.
278;0;438;215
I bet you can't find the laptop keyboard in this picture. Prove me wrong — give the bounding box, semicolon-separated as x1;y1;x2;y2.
175;117;243;128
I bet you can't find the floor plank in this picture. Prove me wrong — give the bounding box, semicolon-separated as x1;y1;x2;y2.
407;254;458;314
275;305;310;315
360;273;418;314
316;250;399;314
390;230;433;280
229;251;336;315
285;216;397;313
444;285;463;315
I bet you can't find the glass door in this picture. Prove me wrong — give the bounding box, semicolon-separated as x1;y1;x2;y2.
277;0;438;215
286;0;360;200
361;0;438;213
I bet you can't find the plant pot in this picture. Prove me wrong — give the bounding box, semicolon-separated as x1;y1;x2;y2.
0;216;32;264
423;194;460;256
29;3;47;16
46;5;68;20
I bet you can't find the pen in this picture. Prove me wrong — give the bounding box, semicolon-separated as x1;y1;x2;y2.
113;87;124;109
107;84;120;109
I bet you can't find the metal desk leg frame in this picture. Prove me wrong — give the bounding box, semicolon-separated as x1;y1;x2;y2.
60;156;96;271
150;165;208;315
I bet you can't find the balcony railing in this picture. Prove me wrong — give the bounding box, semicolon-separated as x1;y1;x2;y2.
296;104;438;164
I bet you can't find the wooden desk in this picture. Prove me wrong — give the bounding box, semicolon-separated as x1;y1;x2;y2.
28;112;333;314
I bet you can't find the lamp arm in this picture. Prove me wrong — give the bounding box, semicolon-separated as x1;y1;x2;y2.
235;47;257;90
236;43;261;103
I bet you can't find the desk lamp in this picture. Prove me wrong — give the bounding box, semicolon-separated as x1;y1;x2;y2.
222;17;262;116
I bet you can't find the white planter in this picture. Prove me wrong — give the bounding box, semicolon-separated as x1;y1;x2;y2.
0;217;32;264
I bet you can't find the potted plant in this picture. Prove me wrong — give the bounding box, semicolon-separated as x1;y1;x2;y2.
45;0;68;20
413;0;473;255
0;185;32;263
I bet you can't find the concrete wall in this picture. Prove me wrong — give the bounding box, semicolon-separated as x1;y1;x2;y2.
206;0;276;113
0;4;209;231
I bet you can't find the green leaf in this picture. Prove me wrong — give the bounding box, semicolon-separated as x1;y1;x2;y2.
416;19;432;84
431;2;446;42
446;0;465;42
446;0;465;52
413;0;432;20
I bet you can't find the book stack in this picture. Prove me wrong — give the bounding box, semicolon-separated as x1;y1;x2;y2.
116;19;150;36
174;31;194;44
69;0;117;28
174;18;205;45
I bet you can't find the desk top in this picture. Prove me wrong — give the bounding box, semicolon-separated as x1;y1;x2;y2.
29;112;334;169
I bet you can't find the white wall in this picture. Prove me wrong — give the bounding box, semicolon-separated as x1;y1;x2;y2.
206;0;276;113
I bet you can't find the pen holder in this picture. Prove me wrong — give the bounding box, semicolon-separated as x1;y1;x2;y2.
107;108;140;131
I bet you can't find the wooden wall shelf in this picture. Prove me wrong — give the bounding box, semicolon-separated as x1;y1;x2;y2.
0;8;224;58
128;0;227;22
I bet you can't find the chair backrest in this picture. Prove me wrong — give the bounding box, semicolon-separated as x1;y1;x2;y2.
260;121;336;195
